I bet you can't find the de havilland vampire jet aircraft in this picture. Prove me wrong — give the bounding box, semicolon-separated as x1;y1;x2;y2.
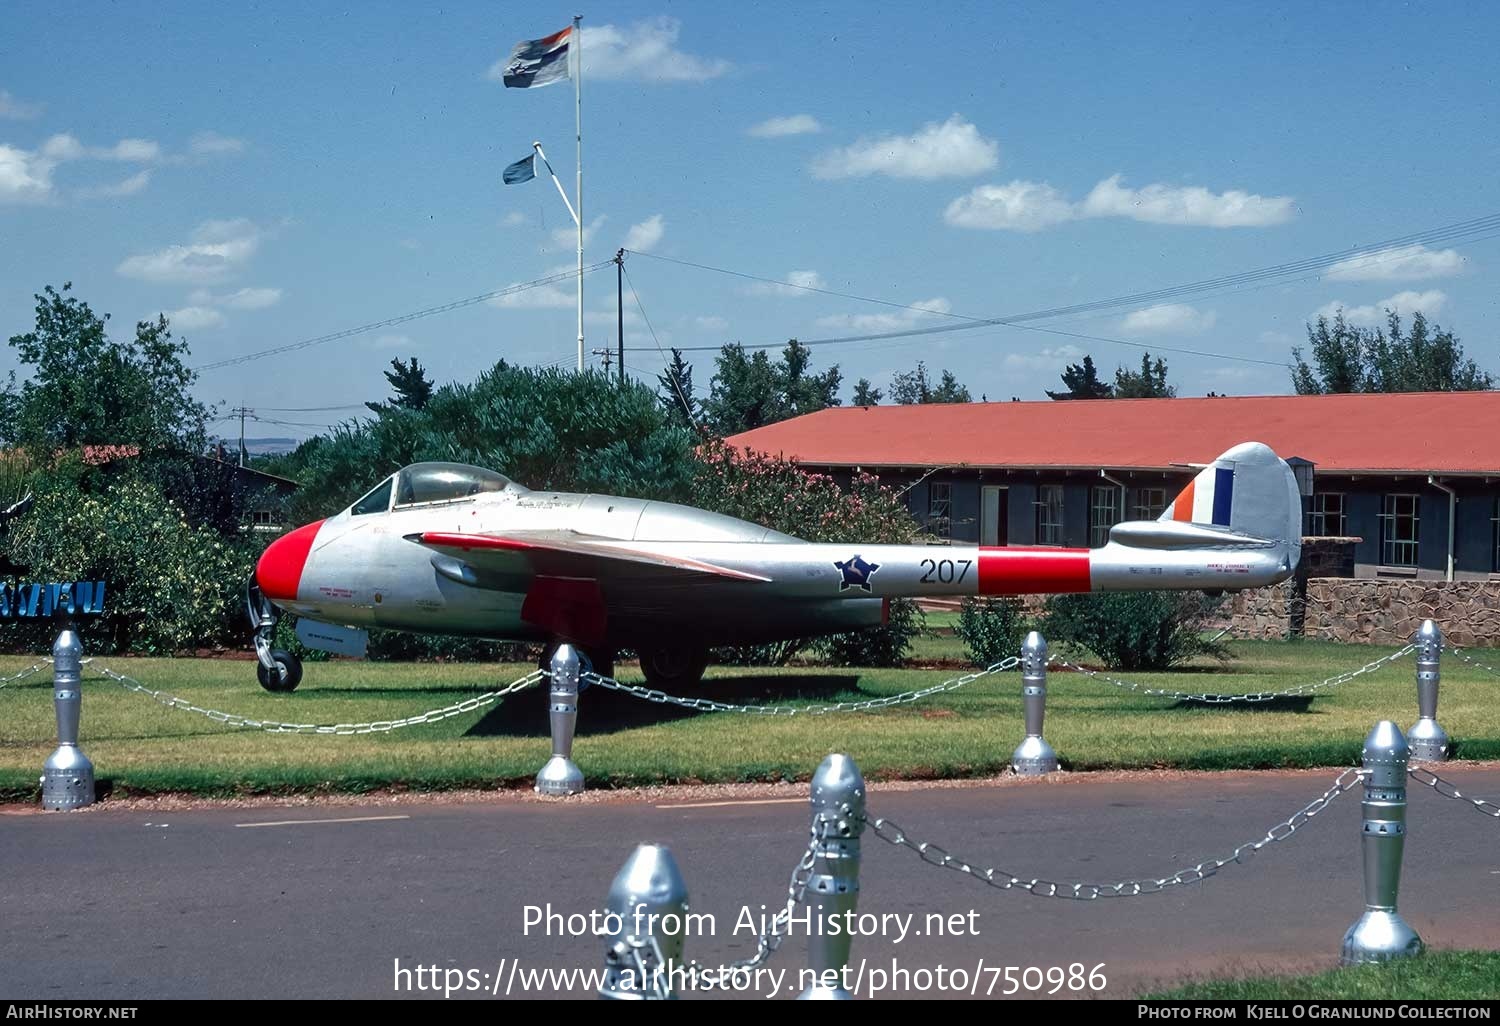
246;440;1302;691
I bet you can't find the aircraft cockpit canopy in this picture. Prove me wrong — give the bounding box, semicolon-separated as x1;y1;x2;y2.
347;462;517;516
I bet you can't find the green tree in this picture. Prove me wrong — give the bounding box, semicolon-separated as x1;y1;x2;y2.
365;356;434;414
852;378;883;406
275;362;698;522
656;347;699;427
1114;352;1176;398
1046;355;1114;400
1292;310;1494;393
702;339;841;435
889;361;972;404
2;284;211;451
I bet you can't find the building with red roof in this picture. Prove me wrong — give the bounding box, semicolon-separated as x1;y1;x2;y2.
727;392;1500;581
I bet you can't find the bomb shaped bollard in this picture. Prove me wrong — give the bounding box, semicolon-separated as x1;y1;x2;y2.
1341;721;1423;965
41;622;94;810
1010;631;1058;776
535;644;584;796
1407;620;1450;763
599;844;690;1000
798;753;867;1000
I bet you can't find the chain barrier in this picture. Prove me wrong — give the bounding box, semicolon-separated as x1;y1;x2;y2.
1443;644;1500;679
0;662;49;689
1048;645;1416;704
584;656;1021;716
90;665;546;735
1407;766;1500;821
866;767;1366;900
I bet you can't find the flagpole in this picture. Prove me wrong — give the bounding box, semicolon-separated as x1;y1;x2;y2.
573;14;584;372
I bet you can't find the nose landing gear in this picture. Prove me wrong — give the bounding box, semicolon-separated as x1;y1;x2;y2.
247;578;303;692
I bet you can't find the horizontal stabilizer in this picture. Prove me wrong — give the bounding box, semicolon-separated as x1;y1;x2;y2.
1108;519;1275;550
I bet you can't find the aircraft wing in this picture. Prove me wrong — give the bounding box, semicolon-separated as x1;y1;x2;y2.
406;530;772;586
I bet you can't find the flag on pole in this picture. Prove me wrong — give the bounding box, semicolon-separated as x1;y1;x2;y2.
501;26;573;89
502;152;536;185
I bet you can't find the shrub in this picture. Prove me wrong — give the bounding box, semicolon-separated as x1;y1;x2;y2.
813;599;925;668
956;597;1032;668
1040;591;1228;671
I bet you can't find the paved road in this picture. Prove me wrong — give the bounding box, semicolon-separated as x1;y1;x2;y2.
3;766;1498;1001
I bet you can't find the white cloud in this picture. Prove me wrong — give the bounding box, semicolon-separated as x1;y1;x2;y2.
0;143;57;203
947;174;1296;232
488;17;731;84
371;333;415;350
189;131;247;157
116;218;264;284
745;269;827;297
1002;344;1086;372
97;138;161;162
815;297;952;333
943;180;1075;232
1314;290;1447;327
551;215;606;253
190;286;282;310
748;114;821;138
166;306;226;331
500;211;527;227
812;115;998;181
40;134;85;161
694;315;729;332
489;264;578;310
1080;175;1294;227
0;90;43;120
622;214;664;252
77;169;152;199
1324;244;1466;282
1120;303;1217;336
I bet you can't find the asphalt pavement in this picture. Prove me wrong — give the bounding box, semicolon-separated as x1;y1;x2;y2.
3;765;1498;1000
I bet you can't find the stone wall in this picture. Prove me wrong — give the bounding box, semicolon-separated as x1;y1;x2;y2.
1229;579;1500;646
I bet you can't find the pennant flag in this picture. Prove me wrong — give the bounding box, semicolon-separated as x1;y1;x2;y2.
501;26;573;89
503;152;536;185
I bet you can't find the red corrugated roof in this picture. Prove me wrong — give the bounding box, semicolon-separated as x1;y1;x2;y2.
725;392;1500;475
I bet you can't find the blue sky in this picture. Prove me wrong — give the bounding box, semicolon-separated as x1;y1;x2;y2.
3;1;1498;441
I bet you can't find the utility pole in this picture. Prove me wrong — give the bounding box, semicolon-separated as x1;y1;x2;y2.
615;248;625;383
230;406;252;467
590;348;613;374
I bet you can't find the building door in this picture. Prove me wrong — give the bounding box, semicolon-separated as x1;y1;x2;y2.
981;486;1008;546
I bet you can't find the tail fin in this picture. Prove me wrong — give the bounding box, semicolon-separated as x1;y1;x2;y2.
1159;441;1301;557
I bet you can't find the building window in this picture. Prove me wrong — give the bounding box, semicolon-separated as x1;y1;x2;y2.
1305;493;1346;537
1035;485;1064;545
1089;485;1121;548
1128;486;1168;521
928;482;952;540
1379;493;1420;568
1493;498;1500;573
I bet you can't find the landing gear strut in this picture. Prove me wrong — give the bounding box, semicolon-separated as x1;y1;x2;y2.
638;644;709;690
247;578;302;692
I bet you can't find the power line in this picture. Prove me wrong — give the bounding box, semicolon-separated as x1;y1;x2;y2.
193;262;614;372
622;264;696;427
623;212;1500;361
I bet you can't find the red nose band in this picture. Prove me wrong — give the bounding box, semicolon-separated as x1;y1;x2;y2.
256;519;324;601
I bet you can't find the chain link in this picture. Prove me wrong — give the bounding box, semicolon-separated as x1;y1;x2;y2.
1049;645;1416;704
90;665;546;734
1407;766;1500;820
0;661;49;689
585;657;1020;716
866;767;1366;900
722;821;824;971
1443;644;1500;679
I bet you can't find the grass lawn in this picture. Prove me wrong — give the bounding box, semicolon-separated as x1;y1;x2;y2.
1143;950;1500;999
1;638;1497;799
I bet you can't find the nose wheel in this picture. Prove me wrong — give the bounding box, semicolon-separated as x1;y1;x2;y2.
247;577;302;692
638;644;709;690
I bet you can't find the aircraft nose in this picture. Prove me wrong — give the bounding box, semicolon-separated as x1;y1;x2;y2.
256;519;325;602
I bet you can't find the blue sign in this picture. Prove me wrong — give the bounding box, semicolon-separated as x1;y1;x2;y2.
0;581;106;619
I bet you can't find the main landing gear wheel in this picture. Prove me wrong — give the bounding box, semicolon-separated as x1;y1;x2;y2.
256;649;303;692
638;645;709;690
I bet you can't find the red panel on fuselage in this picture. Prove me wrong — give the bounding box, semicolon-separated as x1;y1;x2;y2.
256;519;325;601
977;546;1091;595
